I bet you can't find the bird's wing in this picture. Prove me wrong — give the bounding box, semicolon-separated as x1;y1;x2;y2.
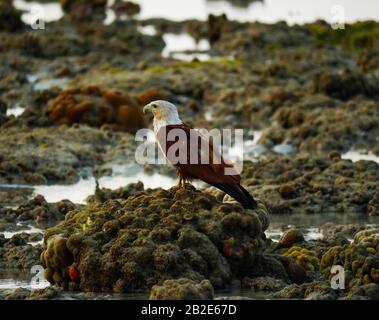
157;123;241;184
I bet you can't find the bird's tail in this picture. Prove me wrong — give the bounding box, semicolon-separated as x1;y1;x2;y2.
209;182;257;210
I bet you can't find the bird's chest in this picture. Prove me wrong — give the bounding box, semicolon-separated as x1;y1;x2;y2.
155;126;191;165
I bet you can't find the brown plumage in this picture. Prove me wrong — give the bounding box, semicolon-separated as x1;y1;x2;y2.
144;100;257;209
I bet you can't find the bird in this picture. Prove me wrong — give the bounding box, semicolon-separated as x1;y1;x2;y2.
143;100;257;210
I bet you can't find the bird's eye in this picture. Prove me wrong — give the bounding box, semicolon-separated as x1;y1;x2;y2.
152;104;157;108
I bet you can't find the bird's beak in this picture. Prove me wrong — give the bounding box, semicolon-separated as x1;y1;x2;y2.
143;104;152;114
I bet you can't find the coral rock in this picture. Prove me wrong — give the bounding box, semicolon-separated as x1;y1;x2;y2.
321;228;379;287
278;229;305;247
41;186;269;292
283;246;320;271
47;86;145;133
137;87;169;106
149;278;214;300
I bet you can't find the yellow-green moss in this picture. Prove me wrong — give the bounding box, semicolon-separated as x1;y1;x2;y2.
320;228;379;287
146;65;168;74
308;20;379;49
144;58;242;76
283;246;320;271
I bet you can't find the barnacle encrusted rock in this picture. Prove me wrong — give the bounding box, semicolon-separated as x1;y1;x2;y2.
278;229;304;247
320;228;379;287
41;185;269;292
149;278;214;300
0;234;42;270
282;246;320;271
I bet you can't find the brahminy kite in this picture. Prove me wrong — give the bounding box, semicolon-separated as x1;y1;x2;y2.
143;100;257;209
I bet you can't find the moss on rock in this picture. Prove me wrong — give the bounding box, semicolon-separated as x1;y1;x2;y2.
149;278;214;300
283;246;320;271
320;228;379;287
41;185;269;292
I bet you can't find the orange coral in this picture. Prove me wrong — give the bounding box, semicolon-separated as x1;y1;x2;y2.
137;87;169;106
48;86;146;133
102;88;138;107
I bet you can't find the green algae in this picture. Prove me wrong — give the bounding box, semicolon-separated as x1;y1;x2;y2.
308;20;379;49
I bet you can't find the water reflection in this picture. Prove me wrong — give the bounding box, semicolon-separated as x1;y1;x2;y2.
27;71;69;91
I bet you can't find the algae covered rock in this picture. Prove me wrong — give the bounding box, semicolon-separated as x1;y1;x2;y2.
41;185;269;292
241;276;287;293
312;70;368;101
3;195;77;224
0;1;24;32
269;280;337;300
282;246;320;271
278;228;304;247
320;228;379;287
0;233;42;270
60;0;107;23
342;283;379;300
149;278;214;300
0;126;110;185
40;236;74;289
112;0;141;17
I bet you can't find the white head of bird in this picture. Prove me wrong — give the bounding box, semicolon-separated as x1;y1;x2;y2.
143;100;182;133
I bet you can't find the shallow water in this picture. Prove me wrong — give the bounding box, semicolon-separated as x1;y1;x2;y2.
266;213;379;242
13;0;63;24
14;0;379;25
32;170;177;204
227;130;297;161
138;25;212;61
342;150;379;164
0;270;50;290
6;105;25;117
135;0;379;24
137;24;157;36
1;224;43;240
27;71;69;91
33;78;69;91
266;227;323;242
162;34;211;60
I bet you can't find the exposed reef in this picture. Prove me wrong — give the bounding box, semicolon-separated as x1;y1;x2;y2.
321;228;379;287
243;154;379;216
41;185;270;292
0;4;379;300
